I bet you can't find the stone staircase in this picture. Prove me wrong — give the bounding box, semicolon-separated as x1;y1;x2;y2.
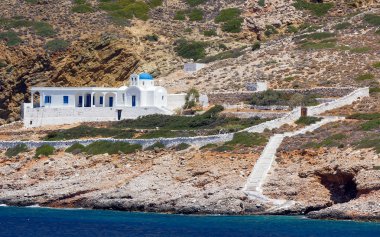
243;116;344;204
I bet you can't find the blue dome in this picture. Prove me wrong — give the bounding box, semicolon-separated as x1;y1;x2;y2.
139;73;153;80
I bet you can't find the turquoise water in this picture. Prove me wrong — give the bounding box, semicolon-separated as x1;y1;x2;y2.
0;206;379;236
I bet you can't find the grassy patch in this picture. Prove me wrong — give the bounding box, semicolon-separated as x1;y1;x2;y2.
174;10;186;20
137;130;197;139
174;39;207;60
287;25;298;33
35;144;55;158
65;143;86;154
5;144;29;158
145;142;165;150
293;0;333;17
360;120;380;131
370;87;380;94
43;125;135;141
295;116;322;126
363;14;380;26
347;113;380;120
355;73;374;81
214;144;234;152
251;89;318;107
72;4;94;13
44;39;70;52
33;22;56;37
225;132;267;147
188;9;203;21
198;46;245;63
0;60;6;68
302;32;335;40
0;31;22;46
215;8;243;33
175;143;190;151
84;141;141;155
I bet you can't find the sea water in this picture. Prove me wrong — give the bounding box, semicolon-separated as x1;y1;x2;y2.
0;206;379;237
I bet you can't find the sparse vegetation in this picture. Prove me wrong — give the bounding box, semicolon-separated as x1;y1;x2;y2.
0;17;56;37
144;34;159;41
145;142;165;150
335;22;351;30
264;25;278;37
84;141;142;155
373;62;380;68
72;0;94;13
304;134;346;148
5;144;29;158
252;42;261;51
350;47;371;53
293;0;333;17
44;39;70;52
198;46;246;63
225;132;267;147
35;144;55;158
33;22;56;37
363;14;380;26
174;39;207;60
175;143;190;151
43;125;135;141
203;29;217;37
355;73;374;81
186;0;206;7
286;25;298;33
184;88;200;109
65;143;86;154
215;8;243;33
295;116;322;125
188;9;203;21
200;143;218;150
258;0;265;7
356;137;380;153
174;10;186;20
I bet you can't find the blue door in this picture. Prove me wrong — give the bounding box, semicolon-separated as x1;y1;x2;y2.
132;95;136;107
78;96;83;107
109;97;113;107
86;94;91;107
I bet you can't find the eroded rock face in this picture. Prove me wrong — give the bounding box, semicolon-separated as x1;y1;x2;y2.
0;36;140;124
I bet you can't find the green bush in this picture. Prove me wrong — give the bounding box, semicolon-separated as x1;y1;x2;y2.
174;39;207;60
350;47;371;53
44;39;70;52
0;31;22;46
72;4;94;13
0;60;6;68
360;120;380;131
188;9;203;21
287;25;298;33
145;142;165;150
258;0;265;7
35;144;55;158
44;125;135;141
99;0;159;22
356;138;380;153
363;14;380;26
203;29;217;37
5;144;29;158
295;116;322;125
198;46;245;63
252;42;260;51
65;143;86;154
174;10;186;20
373;62;380;68
214;144;234;152
84;141;141;155
370;87;380;94
335;22;351;30
355;73;374;81
175;143;190;151
186;0;206;7
225;132;267;147
293;0;333;17
215;8;243;33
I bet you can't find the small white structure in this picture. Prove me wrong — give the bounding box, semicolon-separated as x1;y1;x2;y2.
184;63;206;73
246;81;268;92
22;73;188;128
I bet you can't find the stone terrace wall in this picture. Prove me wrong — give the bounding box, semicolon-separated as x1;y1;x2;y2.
0;133;234;150
208;87;356;105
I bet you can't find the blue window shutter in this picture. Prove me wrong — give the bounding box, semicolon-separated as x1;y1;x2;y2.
100;96;103;105
44;96;51;104
63;96;69;104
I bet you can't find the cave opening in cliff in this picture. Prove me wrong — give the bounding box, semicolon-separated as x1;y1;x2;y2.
319;172;358;204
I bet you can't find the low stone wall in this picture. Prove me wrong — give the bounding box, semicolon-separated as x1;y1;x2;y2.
208;87;356;105
222;112;286;119
0;133;234;150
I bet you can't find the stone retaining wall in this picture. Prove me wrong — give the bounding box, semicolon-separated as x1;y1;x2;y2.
222;112;286;119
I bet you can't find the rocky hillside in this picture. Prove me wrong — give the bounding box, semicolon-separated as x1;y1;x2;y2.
1;0;380;123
